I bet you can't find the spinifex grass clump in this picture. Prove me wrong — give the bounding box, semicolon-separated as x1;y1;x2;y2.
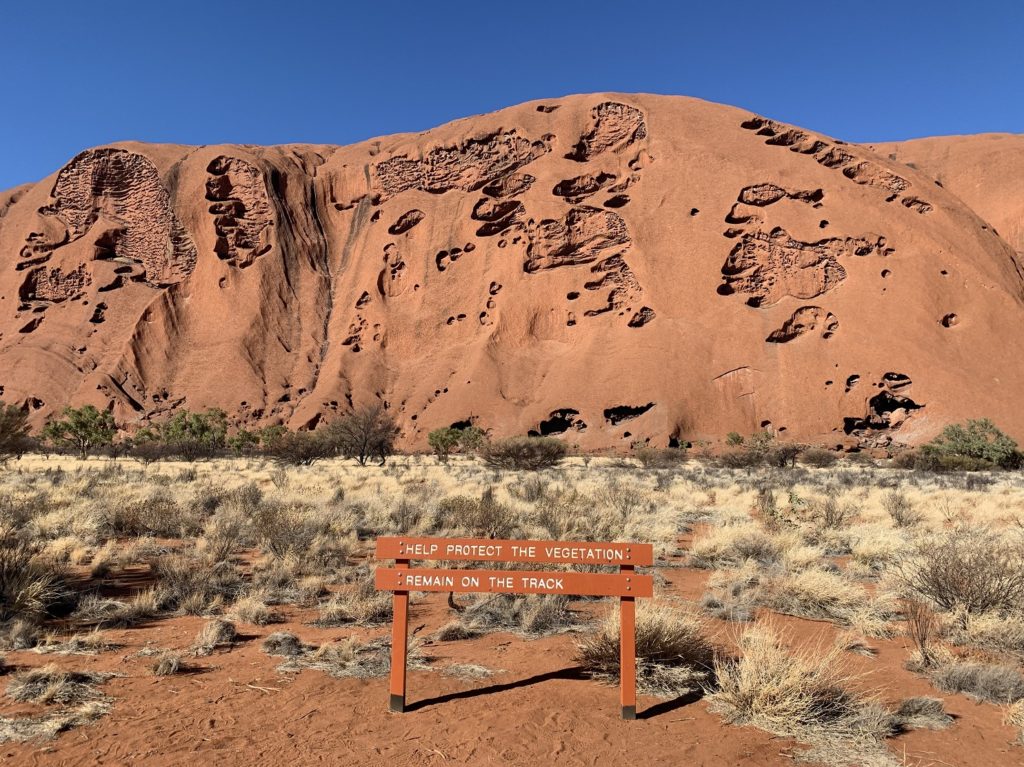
576;602;713;696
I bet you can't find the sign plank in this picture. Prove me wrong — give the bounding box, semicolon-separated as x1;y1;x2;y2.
375;567;653;598
376;536;653;566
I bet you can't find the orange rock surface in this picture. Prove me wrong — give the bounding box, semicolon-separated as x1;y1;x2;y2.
2;94;1023;449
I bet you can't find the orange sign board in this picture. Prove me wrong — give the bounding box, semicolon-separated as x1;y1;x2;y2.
376;535;651;720
375;567;652;598
376;536;654;566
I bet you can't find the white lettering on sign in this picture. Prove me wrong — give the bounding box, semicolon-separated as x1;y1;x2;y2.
446;543;504;558
520;576;565;590
488;575;515;589
510;544;536;557
404;543;439;557
544;545;626;562
406;573;455;588
460;575;480;588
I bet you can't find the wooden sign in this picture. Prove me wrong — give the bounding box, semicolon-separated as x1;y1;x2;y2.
375;535;654;719
376;536;653;566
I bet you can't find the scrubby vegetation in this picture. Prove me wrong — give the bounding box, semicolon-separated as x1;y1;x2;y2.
0;426;1022;761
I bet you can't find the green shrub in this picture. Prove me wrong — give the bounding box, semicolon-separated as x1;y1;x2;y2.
801;447;839;468
0;402;31;463
635;447;688;468
481;436;567;470
41;405;116;459
917;419;1022;470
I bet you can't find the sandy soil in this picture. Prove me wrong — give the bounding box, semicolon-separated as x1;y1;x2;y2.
3;544;1020;767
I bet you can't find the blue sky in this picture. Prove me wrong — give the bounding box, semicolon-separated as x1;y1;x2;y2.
1;0;1021;189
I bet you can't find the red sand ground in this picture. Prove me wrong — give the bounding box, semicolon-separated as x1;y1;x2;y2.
3;94;1024;452
3;545;1019;766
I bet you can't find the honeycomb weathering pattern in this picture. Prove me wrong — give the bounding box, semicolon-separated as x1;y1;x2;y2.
206;156;274;267
37;148;197;284
372;130;549;200
1;93;1024;451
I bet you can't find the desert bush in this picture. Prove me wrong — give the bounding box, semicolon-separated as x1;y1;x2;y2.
918;418;1022;470
72;589;162;629
433;488;521;539
689;524;781;569
267;429;335;466
322;406;400;466
1007;699;1024;744
132;409;229;461
35;629;117;656
314;574;392;626
41;406;116;459
199;507;249;563
280;636;418;679
902;599;942;670
435;621;479;641
757;569;891;633
456;594;574;636
710;624;896;756
6;665;112;706
0;520;68;622
480;436;567;470
946;611;1024;655
892;697;953;730
0;619;41;650
931;662;1024;703
895;527;1024;618
801;448;839;468
229;595;279;625
718;450;762;469
577;603;713;696
881;489;920;527
812;493;855;529
250;501;325;561
0;402;31;463
151;651;184;676
151;553;243;613
764;444;802;468
192;618;237;656
262;632;307;657
635;447;687;469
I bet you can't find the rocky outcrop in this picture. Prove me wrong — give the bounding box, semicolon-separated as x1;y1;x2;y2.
2;94;1023;451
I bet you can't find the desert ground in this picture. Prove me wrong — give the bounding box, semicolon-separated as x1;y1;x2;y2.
2;453;1023;767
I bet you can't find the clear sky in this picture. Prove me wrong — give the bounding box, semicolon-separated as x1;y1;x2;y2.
2;0;1021;189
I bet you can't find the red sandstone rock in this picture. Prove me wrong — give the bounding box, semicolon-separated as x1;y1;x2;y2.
1;94;1023;449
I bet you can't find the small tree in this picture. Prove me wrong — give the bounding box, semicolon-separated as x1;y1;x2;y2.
918;419;1022;470
0;401;31;464
428;428;461;464
42;405;116;459
164;409;229;460
427;426;485;463
324;406;400;466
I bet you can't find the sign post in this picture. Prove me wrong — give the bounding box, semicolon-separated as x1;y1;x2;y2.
375;536;654;719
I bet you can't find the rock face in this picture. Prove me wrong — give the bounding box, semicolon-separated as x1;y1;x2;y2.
2;94;1023;450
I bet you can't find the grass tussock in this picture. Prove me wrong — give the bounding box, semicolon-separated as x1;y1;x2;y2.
930;662;1024;704
35;629;119;655
5;664;113;706
709;625;898;766
0;701;110;744
456;593;576;636
275;635;430;679
191;618;237;657
262;632;308;657
576;603;714;696
151;651;186;676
